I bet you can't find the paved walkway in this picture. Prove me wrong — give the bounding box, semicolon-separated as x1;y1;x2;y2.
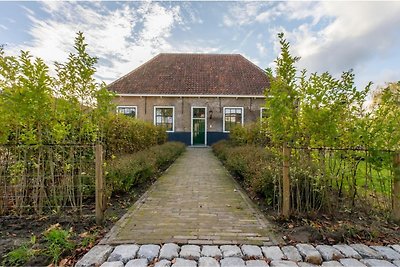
101;147;274;246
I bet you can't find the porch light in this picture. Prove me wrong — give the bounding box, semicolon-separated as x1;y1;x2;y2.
209;110;213;119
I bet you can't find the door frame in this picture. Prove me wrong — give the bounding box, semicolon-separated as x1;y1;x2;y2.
191;106;207;146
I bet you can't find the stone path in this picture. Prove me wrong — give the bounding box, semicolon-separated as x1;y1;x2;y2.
101;147;273;246
76;243;400;267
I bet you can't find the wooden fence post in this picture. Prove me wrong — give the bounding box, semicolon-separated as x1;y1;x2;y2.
95;143;104;225
282;143;291;217
393;152;400;222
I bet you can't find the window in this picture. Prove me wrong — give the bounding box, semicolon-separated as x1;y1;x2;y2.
260;107;268;121
223;107;244;132
154;106;174;132
117;106;137;118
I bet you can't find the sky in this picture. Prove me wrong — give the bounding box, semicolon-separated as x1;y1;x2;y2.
1;1;400;90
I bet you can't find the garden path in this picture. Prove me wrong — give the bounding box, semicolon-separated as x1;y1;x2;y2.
101;147;275;245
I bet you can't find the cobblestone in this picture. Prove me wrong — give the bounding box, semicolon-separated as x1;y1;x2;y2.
263;245;286;260
220;257;245;267
370;246;400;260
76;243;400;267
282;245;302;262
351;244;383;259
241;245;263;259
333;244;362;259
296;243;323;265
108;245;139;263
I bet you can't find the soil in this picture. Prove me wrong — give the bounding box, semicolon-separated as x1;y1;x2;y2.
0;181;152;266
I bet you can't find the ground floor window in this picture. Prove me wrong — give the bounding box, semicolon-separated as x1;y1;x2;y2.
117;106;137;118
260;107;268;121
154;106;174;132
223;107;243;132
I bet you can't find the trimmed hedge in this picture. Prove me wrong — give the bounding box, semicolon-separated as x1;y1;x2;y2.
212;140;280;205
103;113;167;158
229;122;271;147
106;142;186;194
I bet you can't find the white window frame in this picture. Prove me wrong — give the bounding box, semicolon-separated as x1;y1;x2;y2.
116;105;138;118
191;106;207;146
223;107;244;133
260;107;267;121
153;106;175;132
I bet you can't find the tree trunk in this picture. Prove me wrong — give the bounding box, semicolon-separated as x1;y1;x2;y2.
282;143;291;217
393;152;400;222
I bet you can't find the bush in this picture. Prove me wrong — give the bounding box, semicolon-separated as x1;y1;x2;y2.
229;122;271;147
103;113;167;158
212;140;326;212
107;142;186;194
212;141;280;205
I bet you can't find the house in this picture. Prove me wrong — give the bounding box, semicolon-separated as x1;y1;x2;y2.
107;53;270;146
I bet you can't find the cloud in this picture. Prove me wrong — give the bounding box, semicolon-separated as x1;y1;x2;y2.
256;43;267;56
5;2;185;83
282;2;400;76
0;24;7;30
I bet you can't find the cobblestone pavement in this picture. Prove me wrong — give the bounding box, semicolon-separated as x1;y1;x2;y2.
76;243;400;267
101;147;274;246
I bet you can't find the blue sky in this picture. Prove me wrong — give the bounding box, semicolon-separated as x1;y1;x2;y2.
1;1;400;90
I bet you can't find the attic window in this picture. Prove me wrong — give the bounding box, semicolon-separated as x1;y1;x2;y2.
223;107;244;133
154;106;175;132
117;106;137;118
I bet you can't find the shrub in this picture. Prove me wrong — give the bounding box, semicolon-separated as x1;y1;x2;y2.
229;122;271;147
107;142;185;194
103;113;167;158
43;224;74;265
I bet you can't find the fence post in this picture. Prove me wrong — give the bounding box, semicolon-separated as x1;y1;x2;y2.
95;143;104;225
282;143;291;217
393;152;400;222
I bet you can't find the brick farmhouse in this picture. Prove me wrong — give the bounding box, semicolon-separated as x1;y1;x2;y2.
107;53;270;146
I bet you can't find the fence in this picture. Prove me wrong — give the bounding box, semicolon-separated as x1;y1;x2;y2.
280;145;398;218
0;143;105;223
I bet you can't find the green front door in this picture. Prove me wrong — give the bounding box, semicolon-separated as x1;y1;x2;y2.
192;107;206;145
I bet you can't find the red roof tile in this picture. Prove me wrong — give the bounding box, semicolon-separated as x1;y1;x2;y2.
108;53;269;96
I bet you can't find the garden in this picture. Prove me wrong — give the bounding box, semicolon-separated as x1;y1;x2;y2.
0;33;185;266
212;34;400;246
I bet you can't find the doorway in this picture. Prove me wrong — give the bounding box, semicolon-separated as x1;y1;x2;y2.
191;107;207;146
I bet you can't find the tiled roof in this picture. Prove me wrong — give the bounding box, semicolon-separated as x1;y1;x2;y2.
107;53;269;96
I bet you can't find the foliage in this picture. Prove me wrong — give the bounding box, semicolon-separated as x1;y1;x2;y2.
228;122;270;147
107;142;186;194
0;32;115;145
2;236;37;266
43;224;75;265
103;113;167;158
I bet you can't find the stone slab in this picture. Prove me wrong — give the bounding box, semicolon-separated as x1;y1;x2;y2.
263;246;286;261
160;243;180;260
154;259;172;267
321;261;343;267
296;244;322;265
316;245;343;261
202;245;222;259
76;245;114;267
100;261;124;267
350;244;383;259
172;258;197;267
108;244;139;263
246;260;269;267
393;260;400;267
340;258;367;267
370;246;400;260
242;245;263;259
137;244;160;261
392;245;400;254
360;259;397;267
220;257;246;267
282;246;302;262
180;245;201;260
270;260;298;267
221;245;243;258
333;244;362;259
199;257;220;267
125;258;148;267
